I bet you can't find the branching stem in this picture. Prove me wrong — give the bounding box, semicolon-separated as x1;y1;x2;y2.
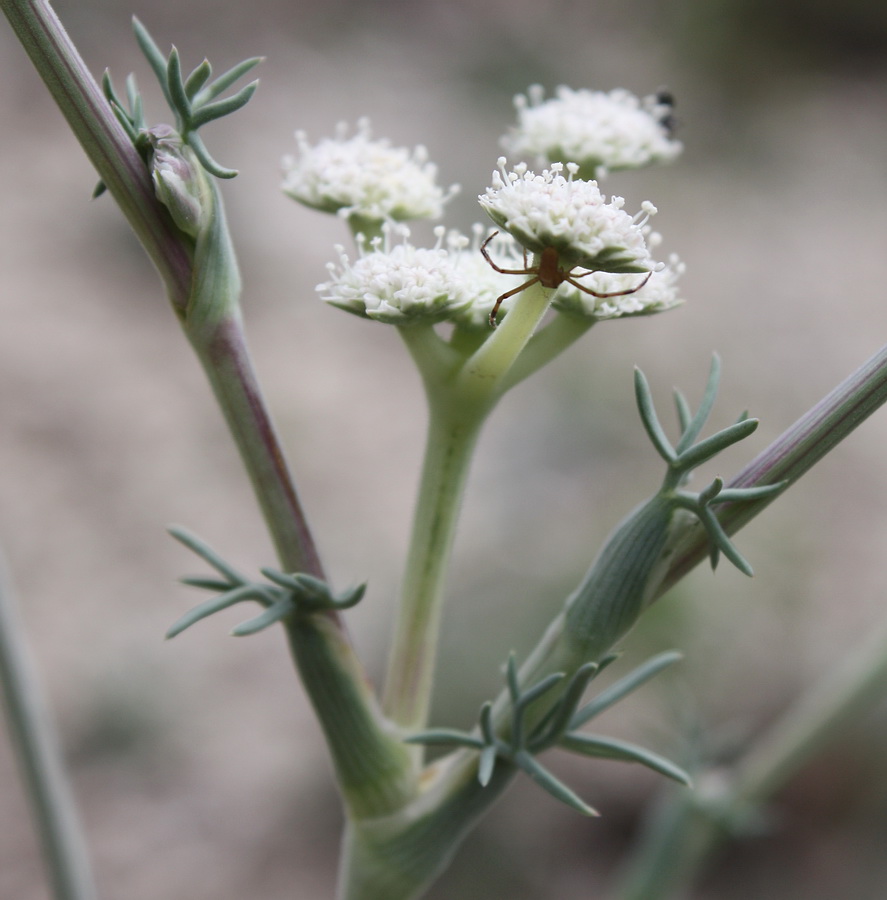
382;281;554;739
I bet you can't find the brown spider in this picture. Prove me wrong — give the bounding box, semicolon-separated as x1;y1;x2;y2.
481;231;653;327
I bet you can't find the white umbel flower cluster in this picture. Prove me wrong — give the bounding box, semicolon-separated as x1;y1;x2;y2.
553;253;685;320
479;158;656;273
502;86;682;178
282;119;457;222
317;225;473;324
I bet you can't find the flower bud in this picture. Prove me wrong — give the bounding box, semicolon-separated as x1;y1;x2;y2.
149;125;212;238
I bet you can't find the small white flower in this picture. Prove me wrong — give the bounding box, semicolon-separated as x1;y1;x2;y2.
282;119;458;222
553;252;685;320
317;225;473;324
502;85;682;178
448;226;527;330
478;158;656;274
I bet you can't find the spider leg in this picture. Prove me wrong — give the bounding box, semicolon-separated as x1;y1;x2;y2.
489;276;539;328
481;231;535;276
568;269;653;299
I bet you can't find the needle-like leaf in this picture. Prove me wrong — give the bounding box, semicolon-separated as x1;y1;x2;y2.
570;651;682;729
231;597;296;636
635;368;676;463
193;57;263;105
515;751;599;817
560;733;691;786
166;584;269;639
675;354;721;454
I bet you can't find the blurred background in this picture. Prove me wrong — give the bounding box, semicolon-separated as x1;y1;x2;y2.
3;0;887;897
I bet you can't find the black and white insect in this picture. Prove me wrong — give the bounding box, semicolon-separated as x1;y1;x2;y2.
653;88;678;138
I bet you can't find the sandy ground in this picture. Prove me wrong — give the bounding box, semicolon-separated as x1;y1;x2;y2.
3;2;887;898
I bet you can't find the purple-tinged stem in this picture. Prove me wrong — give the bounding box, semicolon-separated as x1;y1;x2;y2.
2;0;193;309
661;342;887;592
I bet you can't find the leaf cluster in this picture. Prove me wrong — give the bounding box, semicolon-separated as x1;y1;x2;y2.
408;651;690;816
166;526;364;639
101;18;261;183
636;356;786;575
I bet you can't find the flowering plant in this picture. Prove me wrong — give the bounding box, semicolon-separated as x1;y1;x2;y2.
4;7;887;900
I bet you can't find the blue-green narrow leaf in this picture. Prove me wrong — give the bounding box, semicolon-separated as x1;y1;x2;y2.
715;482;786;504
189;81;258;130
529;662;598;750
515;672;566;712
187;131;238;179
515;751;599;817
179;576;232;592
479;702;496;746
184;59;212;100
165;46;191;125
168;526;247;584
674;418;759;473
478;744;497;786
193;57;263;105
570;651;682;729
132;17;173;109
231;597;296;636
403;730;485;750
698;506;754;576
635;368;676;463
166;583;268;639
673;388;692;436
675;354;721;454
559;733;692;786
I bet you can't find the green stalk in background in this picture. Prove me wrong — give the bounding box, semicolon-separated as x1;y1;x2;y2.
614;614;887;900
0;549;98;900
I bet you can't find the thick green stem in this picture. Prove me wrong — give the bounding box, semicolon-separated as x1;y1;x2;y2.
500;313;594;392
382;282;554;736
489;493;680;735
0;550;98;900
286;616;416;820
190;314;323;576
457;280;553;393
337;286;559;890
338;753;517;900
381;404;486;734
